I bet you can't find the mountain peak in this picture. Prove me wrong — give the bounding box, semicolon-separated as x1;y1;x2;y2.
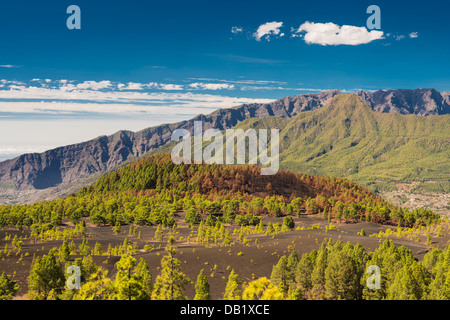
321;93;373;115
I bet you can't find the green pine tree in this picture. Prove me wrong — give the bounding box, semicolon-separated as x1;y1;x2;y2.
324;249;359;300
223;269;241;300
58;240;70;263
151;237;190;300
310;243;328;299
387;262;427;300
0;272;19;300
115;255;151;300
283;216;295;229
270;255;289;295
222;229;232;246
295;250;316;298
154;224;164;242
426;233;432;246
134;258;153;299
73;268;116;300
185;207;202;226
93;242;103;256
194;269;211;300
28;252;66;300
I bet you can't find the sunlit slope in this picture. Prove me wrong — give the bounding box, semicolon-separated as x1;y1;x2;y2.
234;94;450;192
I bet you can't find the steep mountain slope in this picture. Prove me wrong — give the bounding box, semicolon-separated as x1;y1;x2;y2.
232;94;450;194
0;88;448;204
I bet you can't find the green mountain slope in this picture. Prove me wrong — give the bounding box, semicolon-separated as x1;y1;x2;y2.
228;94;450;193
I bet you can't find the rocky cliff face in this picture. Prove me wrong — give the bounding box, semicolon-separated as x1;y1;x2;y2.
0;88;447;202
355;88;450;116
442;91;450;106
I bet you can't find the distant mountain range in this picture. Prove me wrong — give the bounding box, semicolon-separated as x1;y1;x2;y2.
0;88;449;204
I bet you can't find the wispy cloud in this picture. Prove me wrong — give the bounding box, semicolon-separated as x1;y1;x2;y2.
0;64;21;68
0;79;275;117
383;31;419;43
187;78;289;91
225;79;286;85
210;53;286;64
240;85;329;92
189;82;235;90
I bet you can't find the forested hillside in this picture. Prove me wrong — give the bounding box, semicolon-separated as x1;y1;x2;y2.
0;153;439;231
227;94;450;194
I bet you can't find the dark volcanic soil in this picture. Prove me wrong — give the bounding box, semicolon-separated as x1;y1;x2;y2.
0;212;439;300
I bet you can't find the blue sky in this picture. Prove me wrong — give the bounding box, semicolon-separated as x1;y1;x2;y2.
0;0;449;160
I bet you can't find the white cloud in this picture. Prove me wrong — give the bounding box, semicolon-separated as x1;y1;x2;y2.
0;79;25;85
0;65;21;68
159;83;184;91
231;26;243;34
148;82;184;90
215;79;286;85
254;21;284;41
189;82;235;90
240;85;286;91
409;32;419;39
120;82;144;90
239;85;328;92
0;90;274;116
0;79;279;122
76;80;112;90
293;21;384;46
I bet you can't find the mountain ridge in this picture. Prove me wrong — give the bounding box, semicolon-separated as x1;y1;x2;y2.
0;88;449;204
232;93;450;195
